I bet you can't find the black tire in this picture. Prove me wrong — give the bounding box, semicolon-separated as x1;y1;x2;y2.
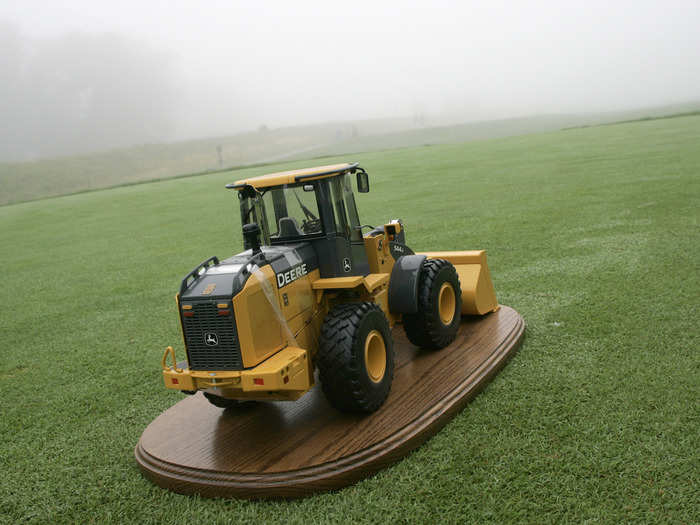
203;392;255;410
403;258;462;350
317;302;394;413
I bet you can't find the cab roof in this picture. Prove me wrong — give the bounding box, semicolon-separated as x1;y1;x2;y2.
226;162;359;190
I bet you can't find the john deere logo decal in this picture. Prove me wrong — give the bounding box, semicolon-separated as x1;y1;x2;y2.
204;332;219;346
202;283;216;295
276;263;308;288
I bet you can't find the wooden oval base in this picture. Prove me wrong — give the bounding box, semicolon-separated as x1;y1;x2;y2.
135;306;524;499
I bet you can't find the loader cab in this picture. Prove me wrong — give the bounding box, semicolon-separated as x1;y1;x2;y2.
230;163;371;278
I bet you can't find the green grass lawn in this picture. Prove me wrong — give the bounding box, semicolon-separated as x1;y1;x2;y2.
1;115;698;523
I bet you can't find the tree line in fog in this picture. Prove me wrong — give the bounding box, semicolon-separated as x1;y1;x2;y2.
0;21;176;162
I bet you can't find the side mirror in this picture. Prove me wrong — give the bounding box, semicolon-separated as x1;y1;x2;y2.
356;171;369;193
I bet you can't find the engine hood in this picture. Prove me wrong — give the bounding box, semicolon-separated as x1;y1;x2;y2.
180;243;318;301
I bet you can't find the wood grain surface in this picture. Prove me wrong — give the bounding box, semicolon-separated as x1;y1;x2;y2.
135;305;524;499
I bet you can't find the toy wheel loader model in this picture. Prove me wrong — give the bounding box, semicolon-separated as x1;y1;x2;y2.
162;163;499;413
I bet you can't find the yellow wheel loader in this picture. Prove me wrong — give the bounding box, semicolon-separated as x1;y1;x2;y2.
162;163;498;412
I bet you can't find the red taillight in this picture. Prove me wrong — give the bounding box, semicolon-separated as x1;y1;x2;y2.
283;376;289;384
253;378;264;385
172;378;179;384
217;309;231;316
183;311;194;317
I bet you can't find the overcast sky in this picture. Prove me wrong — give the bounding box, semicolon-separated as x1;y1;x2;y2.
1;0;699;157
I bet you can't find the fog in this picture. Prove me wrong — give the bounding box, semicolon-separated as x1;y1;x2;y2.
1;0;699;161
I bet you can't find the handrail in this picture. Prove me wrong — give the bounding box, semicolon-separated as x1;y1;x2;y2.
162;346;183;373
179;256;219;295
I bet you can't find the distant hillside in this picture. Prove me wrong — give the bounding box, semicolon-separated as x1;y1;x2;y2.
1;100;699;206
296;100;700;161
0;123;344;206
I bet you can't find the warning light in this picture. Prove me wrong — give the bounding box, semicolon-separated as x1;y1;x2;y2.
253;378;264;385
172;378;179;384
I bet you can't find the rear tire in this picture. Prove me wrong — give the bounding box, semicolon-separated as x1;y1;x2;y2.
403;258;462;349
317;302;394;413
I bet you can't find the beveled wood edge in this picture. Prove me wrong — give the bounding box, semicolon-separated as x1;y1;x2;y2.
135;309;525;499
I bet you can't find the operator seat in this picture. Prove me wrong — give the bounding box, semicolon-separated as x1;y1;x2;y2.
278;217;304;237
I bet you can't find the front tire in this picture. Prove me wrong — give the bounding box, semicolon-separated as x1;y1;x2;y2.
403;258;462;349
317;302;394;413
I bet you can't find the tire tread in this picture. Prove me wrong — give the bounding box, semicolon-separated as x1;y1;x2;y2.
318;302;394;412
403;258;461;349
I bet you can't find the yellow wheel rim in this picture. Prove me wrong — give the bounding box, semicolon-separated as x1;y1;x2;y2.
438;282;456;325
364;329;386;383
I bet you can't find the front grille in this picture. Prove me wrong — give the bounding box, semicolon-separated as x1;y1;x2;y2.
182;301;243;370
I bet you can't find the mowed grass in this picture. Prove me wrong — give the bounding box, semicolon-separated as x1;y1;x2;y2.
1;115;698;523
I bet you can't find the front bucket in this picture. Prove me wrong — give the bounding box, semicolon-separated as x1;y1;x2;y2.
419;251;499;315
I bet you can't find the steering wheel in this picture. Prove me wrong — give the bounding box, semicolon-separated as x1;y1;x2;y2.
302;218;322;234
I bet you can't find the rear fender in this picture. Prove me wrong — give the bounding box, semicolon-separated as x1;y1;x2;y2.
388;255;427;314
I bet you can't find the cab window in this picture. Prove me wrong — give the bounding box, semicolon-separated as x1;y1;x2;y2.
262;184;323;240
330;174;363;242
